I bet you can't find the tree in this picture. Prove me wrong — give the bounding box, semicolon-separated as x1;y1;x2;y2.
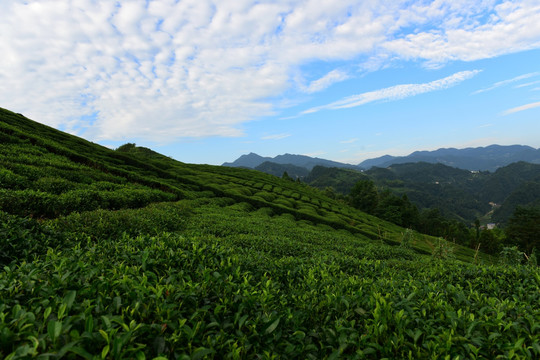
116;143;137;152
418;208;440;236
446;221;472;246
349;179;378;213
374;191;419;227
478;229;502;255
324;186;336;199
505;206;540;254
399;194;420;228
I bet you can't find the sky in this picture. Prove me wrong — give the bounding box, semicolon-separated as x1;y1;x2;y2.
1;0;540;165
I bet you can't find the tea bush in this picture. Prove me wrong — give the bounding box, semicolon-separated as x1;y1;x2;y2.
2;107;532;358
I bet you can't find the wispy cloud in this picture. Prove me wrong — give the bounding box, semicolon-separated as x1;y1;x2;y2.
304;69;349;94
473;72;540;94
261;133;291;140
340;138;358;144
514;80;540;88
302;70;480;115
502;101;540;115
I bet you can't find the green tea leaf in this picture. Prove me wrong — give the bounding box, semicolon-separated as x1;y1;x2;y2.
85;315;94;333
192;347;214;360
99;329;109;344
43;307;52;321
101;345;110;359
57;303;67;320
47;320;62;342
238;314;248;329
63;290;76;309
68;346;94;360
264;318;280;335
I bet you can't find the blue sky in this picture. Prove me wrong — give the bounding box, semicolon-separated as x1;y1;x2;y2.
1;0;540;165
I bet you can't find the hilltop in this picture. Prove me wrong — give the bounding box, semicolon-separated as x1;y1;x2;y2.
1;107;539;359
223;152;357;171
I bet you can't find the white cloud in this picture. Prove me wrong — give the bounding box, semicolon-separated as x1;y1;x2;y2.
261;133;291;140
473;72;540;94
383;1;540;67
340;138;358;144
514;80;540;88
1;1;540;142
304;69;350;93
502;101;540;115
302;70;480;114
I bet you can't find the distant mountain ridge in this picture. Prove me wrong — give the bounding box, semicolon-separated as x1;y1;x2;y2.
223;152;357;170
223;145;540;173
360;145;540;171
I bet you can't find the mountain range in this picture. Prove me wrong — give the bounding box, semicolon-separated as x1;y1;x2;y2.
223;145;540;173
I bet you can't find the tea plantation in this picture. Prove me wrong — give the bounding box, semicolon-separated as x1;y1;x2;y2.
1;107;539;359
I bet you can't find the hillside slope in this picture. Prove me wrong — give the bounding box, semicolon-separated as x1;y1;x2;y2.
0;107;431;251
1;107;539;359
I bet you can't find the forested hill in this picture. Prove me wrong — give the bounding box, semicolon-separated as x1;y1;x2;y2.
304;162;540;224
1;107;539;359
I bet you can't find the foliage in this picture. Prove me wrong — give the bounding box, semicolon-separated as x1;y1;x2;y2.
305;166;367;194
400;228;414;249
478;229;503;255
346;178;473;250
527;249;538;268
4;107;539;358
256;161;309;179
500;246;524;266
430;237;455;260
349;179;379;213
307;161;540;226
1;221;538;359
0;211;63;265
505;206;540;254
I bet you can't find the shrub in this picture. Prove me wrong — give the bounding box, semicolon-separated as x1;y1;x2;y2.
0;211;63;265
34;177;77;194
273;198;293;208
500;246;524;266
400;228;414;249
253;191;275;202
431;238;455;260
0;189;58;217
0;169;29;189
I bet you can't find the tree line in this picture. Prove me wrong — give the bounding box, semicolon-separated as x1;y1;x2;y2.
346;179;539;259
